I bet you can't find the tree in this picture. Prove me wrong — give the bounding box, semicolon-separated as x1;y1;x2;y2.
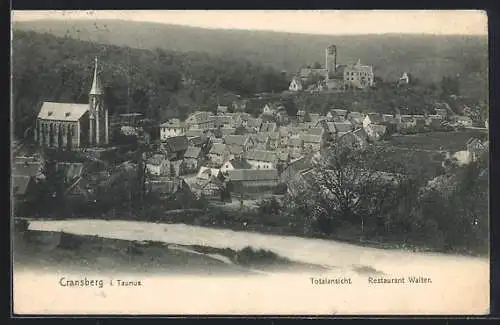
288;143;407;236
313;62;322;69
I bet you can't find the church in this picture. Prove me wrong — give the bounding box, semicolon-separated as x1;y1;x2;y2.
35;57;109;150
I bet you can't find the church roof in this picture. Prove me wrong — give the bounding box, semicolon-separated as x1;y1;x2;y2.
89;57;103;95
37;102;89;122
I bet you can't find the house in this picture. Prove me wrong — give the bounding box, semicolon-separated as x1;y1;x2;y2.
185;129;205;139
181;146;203;174
426;115;443;127
365;124;388;142
262;103;277;116
207;143;230;167
159;119;187;140
297;110;307;123
382;114;397;124
145;177;195;203
253;132;271;150
220;157;252;175
347;111;365;127
334;121;354;137
227;169;279;192
223;135;254;154
185;111;215;130
146;154;168;176
398;72;410;86
343;59;374;90
289;77;303;92
260;122;278;133
187;135;209;149
301;134;323;152
275;110;289;125
413;115;427;126
279;154;315;184
327;109;348;122
288;137;304;155
398;115;417;129
213;115;234;129
247;117;263;131
363;113;385;128
454;116;473;127
160;135;189;161
232;99;247;113
197;166;222;183
466;138;488;161
435;108;449;119
268;132;280;150
217;105;229;115
193;173;226;198
337;128;369;149
244;150;279;169
308;114;321;125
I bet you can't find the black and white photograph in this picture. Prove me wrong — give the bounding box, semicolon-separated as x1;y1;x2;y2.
11;10;489;315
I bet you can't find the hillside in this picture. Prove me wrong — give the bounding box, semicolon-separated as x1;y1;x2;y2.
13;19;488;85
11;30;289;138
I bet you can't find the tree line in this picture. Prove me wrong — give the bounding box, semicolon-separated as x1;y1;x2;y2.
12;30;289;139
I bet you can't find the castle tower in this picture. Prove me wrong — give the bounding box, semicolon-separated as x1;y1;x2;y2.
325;45;337;80
88;56;108;145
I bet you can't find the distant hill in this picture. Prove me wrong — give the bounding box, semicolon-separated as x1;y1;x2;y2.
13;19;488;85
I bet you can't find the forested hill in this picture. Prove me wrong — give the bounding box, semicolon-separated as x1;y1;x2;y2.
13;19;488;84
11;30;289;138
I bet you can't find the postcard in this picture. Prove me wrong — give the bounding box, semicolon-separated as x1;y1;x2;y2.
11;9;489;315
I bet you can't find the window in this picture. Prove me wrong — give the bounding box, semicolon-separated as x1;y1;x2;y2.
65;112;71;117
48;112;53;116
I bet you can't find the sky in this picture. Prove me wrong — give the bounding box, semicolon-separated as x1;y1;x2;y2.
12;10;487;36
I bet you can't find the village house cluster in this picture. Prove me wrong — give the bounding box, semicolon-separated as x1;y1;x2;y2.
12;56;487;212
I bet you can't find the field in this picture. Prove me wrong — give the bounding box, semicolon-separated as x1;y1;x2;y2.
384;129;487;152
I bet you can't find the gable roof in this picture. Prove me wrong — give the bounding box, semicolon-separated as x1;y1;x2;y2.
244;150;278;163
306;127;324;136
224;134;250;146
226;158;252;169
301;134;322;144
289;137;304;147
308;114;321;124
147;154;165;166
228;169;278;182
334;121;354;133
163;135;189;152
38;102;89;122
260;122;277;132
160;118;186;128
209;143;227;155
366;113;385;124
185;129;204;138
184;146;202;159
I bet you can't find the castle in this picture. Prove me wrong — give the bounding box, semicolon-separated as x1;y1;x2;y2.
35;57;109;150
289;45;374;92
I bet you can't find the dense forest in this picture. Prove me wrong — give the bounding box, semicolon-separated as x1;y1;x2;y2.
12;30;289;138
13;19;488;85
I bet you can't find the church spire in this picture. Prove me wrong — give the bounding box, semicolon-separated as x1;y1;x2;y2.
89;56;103;96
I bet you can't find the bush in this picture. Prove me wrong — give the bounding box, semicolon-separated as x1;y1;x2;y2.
273;183;288;195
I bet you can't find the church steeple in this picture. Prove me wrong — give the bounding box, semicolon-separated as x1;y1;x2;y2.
89;56;103;96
